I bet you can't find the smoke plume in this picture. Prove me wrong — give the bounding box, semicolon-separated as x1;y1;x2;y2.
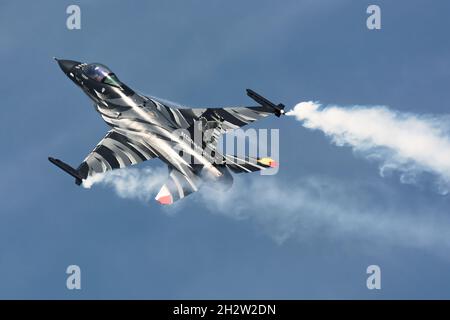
287;102;450;194
81;164;450;253
82;166;167;202
197;175;450;251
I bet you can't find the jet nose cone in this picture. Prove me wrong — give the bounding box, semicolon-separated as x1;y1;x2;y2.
56;59;81;74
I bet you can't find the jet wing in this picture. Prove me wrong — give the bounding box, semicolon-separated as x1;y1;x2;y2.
148;97;273;131
221;154;278;174
172;89;284;132
50;129;158;185
178;105;274;132
172;106;274;153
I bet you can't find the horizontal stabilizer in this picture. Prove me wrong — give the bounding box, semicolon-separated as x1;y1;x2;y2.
48;157;84;185
155;167;201;205
223;154;278;174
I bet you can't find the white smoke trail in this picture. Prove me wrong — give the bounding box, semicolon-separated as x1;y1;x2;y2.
81;163;450;253
287;102;450;194
198;175;450;251
82;166;167;202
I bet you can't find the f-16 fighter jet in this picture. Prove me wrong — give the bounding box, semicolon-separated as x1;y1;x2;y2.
49;59;285;204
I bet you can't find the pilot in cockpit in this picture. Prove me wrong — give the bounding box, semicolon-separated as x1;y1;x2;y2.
82;63;122;88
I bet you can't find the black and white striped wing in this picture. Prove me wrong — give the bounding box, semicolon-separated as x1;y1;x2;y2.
178;106;274;131
176;106;275;151
77;130;158;179
203;106;274;131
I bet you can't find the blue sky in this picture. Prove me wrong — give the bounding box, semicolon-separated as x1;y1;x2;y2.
1;0;450;299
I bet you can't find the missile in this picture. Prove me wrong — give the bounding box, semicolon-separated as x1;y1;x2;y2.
246;89;285;117
48;157;84;185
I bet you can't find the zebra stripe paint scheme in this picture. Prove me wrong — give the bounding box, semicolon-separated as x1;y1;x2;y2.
50;59;284;204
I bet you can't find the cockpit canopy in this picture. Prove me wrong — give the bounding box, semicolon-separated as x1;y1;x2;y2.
82;63;121;87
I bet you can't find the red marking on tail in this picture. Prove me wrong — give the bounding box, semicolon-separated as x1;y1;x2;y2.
157;195;173;205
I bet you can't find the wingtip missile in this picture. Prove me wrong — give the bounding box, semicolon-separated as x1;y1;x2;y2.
48;157;83;185
246;89;285;117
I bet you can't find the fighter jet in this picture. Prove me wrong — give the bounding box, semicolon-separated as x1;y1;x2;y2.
49;59;285;204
